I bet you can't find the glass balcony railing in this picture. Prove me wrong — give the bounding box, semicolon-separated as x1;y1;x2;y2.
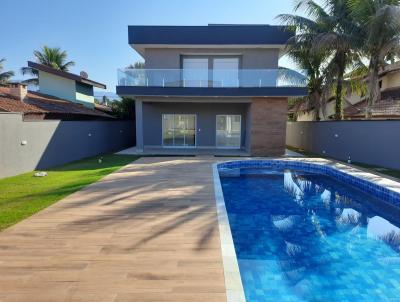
117;68;306;88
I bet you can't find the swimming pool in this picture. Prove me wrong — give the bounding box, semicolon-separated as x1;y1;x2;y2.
216;160;400;302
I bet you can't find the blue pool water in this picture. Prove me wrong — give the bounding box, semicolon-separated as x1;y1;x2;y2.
220;167;400;302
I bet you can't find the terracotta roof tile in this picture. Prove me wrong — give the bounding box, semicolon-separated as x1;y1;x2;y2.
0;88;114;119
344;99;400;118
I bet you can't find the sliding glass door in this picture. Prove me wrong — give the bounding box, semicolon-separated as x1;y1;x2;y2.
213;58;239;87
162;114;196;147
182;58;208;87
216;115;241;148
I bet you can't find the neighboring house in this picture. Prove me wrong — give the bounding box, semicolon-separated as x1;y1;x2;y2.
295;61;400;121
0;83;113;121
27;61;106;109
116;24;307;156
94;102;114;115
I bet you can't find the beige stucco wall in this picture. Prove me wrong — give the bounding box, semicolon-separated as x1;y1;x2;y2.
38;70;76;102
381;72;400;90
143;48;280;69
38;71;95;108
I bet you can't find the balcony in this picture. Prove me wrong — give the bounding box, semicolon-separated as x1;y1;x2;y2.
116;68;308;97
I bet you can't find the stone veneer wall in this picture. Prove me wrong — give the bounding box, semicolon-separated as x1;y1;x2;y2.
250;97;288;156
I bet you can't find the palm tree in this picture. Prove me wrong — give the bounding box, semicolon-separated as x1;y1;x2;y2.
0;58;14;86
278;10;332;120
279;0;360;120
348;0;400;118
21;46;75;85
312;0;361;120
287;44;329;120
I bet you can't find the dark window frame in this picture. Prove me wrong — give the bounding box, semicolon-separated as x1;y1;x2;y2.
180;55;242;87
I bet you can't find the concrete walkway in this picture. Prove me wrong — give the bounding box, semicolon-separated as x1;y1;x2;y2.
117;146;250;157
0;157;226;302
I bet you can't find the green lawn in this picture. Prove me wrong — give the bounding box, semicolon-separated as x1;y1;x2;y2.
286;145;400;180
0;154;139;231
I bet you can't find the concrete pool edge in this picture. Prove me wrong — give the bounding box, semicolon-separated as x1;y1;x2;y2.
213;163;246;302
213;157;400;301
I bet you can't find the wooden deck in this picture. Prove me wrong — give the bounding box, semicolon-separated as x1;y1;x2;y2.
0;157;227;301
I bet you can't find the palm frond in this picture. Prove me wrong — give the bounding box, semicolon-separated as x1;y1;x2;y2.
32;46;75;71
21;78;39;85
278;67;308;86
277;14;320;32
20;66;38;77
294;0;329;19
0;58;14;85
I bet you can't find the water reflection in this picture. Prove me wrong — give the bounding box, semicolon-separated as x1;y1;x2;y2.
283;169;400;252
368;216;400;253
221;167;400;301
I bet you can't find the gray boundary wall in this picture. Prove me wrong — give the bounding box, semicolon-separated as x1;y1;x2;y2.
0;113;135;179
286;121;400;170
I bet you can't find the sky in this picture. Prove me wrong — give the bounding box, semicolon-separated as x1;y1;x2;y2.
1;0;298;94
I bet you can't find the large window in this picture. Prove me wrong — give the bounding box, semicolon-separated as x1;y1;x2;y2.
213;58;239;87
216;115;241;148
181;56;240;87
182;58;208;87
162;114;196;147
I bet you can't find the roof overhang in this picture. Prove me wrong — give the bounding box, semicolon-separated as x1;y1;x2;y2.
131;44;287;58
28;61;106;89
116;86;307;98
128;25;293;57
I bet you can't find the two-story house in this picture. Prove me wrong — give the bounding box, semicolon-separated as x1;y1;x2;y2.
116;24;307;156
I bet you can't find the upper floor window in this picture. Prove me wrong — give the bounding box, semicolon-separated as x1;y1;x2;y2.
213;58;239;87
182;58;209;87
182;56;240;87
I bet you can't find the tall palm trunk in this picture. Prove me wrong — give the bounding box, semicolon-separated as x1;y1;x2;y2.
312;91;322;121
334;52;346;120
366;56;380;118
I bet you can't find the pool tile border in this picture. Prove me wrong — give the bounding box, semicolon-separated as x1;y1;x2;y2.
212;158;400;302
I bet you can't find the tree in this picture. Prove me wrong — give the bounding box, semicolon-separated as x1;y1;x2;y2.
278;11;332;120
287;44;329;121
280;0;361;120
111;97;135;119
21;46;75;85
127;61;145;69
0;58;14;86
348;0;400;118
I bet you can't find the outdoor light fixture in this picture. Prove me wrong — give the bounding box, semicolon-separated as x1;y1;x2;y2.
334;134;339;138
21;140;27;146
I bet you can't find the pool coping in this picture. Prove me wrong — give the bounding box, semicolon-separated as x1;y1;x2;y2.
212;157;400;302
213;163;246;302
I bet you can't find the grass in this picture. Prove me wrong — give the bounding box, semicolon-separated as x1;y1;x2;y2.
286;145;400;180
0;154;139;231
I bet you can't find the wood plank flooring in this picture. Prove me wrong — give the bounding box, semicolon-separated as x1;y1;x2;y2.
0;157;227;302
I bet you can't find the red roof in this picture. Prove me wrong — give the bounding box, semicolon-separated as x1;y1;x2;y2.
0;87;114;119
344;99;400;118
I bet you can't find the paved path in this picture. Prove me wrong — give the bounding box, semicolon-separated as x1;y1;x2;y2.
0;157;226;302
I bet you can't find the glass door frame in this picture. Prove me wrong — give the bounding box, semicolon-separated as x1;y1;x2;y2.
212;57;240;88
180;55;242;87
161;114;197;148
215;114;242;149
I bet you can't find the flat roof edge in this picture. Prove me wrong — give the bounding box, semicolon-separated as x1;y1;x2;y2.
116;86;307;97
